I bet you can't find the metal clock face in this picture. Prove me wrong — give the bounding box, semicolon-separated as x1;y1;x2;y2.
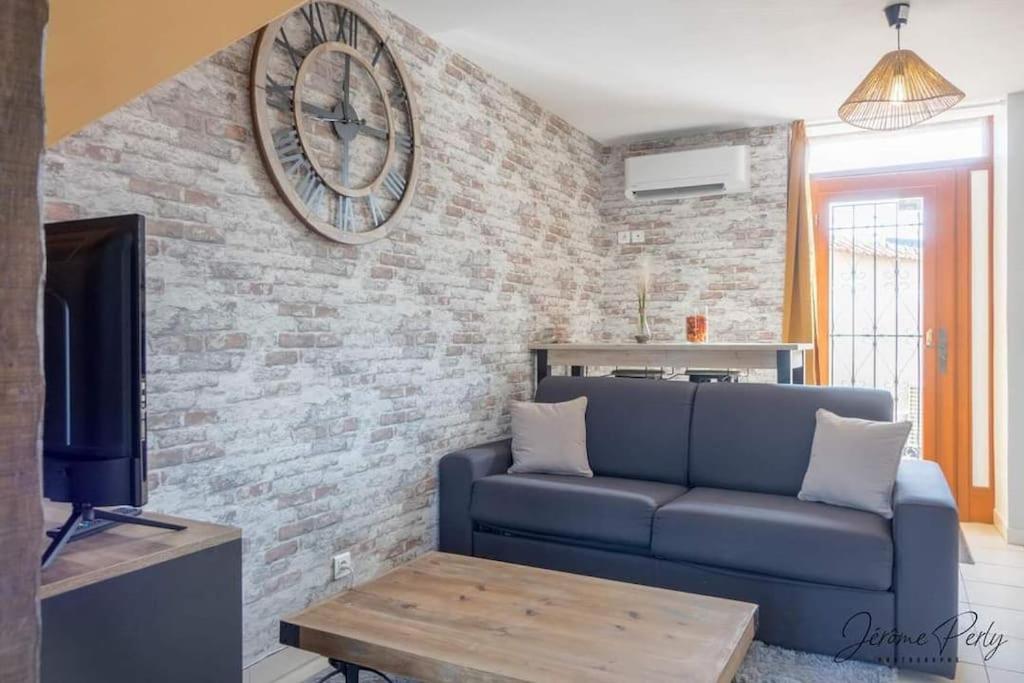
251;2;419;244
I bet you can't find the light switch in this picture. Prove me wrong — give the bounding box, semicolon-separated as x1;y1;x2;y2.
630;230;645;244
617;231;631;245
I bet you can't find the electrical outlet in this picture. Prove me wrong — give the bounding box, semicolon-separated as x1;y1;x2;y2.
617;231;631;245
630;230;646;244
332;552;353;583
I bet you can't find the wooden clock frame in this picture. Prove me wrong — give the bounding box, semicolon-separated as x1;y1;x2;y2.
250;1;421;245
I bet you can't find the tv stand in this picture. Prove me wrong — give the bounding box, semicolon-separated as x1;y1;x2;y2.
41;501;241;682
42;502;186;569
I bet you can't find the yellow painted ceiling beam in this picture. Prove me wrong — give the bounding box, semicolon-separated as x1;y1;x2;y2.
45;0;305;146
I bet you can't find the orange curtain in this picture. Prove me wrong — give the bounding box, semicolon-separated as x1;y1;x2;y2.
782;121;824;384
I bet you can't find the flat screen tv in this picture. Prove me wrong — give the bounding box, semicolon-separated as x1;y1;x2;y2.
42;214;182;568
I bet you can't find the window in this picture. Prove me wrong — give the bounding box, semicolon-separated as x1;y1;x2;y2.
809;118;988;175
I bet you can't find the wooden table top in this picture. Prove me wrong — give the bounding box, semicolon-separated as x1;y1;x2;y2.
281;552;757;683
40;501;240;600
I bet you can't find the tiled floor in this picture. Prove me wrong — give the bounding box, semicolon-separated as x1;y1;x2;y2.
899;524;1024;683
276;524;1024;683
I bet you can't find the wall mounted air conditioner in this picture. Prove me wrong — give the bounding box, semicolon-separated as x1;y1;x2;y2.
624;145;751;201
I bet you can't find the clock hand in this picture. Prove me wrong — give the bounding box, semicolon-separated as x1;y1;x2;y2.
357;124;412;151
340;59;352;184
357;124;388;141
301;101;342;121
342;53;352;122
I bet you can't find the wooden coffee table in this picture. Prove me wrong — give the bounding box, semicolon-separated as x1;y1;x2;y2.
281;552;757;683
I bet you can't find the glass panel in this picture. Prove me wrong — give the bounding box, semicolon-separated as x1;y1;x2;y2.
809;118;989;174
875;201;898;229
852;335;876;386
831;336;854;387
827;196;924;457
853;203;876;228
897;341;923;458
875;235;898;337
831;235;854;336
832;204;853;229
852;221;876;336
874;335;897;394
896;201;923;337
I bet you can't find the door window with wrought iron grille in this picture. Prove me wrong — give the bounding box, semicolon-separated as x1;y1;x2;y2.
827;197;923;456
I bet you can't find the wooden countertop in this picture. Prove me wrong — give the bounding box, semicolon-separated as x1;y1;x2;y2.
529;342;812;351
40;501;240;600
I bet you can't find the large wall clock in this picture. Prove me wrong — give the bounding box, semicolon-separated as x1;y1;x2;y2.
251;2;420;245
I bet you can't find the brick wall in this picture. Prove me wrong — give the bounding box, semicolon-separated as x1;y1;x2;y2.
594;125;790;348
43;0;605;664
43;0;792;663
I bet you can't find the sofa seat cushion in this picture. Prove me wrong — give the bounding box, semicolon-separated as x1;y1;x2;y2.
471;474;686;549
651;488;893;590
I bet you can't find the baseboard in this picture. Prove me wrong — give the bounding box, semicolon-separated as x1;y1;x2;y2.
994;507;1007;539
245;646;327;683
993;508;1024;546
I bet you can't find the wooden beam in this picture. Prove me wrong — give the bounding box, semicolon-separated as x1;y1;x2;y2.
0;0;47;679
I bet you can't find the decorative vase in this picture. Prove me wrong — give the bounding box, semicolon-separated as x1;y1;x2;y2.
686;314;708;343
635;310;651;344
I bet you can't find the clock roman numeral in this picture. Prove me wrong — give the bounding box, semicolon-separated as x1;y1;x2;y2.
273;128;302;163
275;30;307;71
391;87;408;107
336;6;358;48
368;194;385;227
334;6;347;41
273;128;305;167
300;5;327;47
383;170;406;200
336;195;355;230
396;133;413;152
266;76;293;112
297;167;325;210
372;40;387;68
273;127;325;213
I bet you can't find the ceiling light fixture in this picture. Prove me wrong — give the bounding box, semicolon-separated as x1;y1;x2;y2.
838;2;965;131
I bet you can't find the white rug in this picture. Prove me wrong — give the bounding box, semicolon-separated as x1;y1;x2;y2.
304;641;898;682
736;641;897;683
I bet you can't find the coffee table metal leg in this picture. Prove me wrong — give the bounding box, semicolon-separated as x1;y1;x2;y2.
325;658;393;683
325;659;361;683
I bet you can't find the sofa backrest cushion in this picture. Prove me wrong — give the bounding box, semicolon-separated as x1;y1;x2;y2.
534;377;696;485
688;383;893;496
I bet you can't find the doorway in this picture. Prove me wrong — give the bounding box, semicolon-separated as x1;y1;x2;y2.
812;162;991;521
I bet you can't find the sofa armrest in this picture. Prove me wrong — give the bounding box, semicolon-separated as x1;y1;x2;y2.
438;438;512;555
893;458;960;678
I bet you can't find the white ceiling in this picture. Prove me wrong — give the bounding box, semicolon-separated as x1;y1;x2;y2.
378;0;1024;143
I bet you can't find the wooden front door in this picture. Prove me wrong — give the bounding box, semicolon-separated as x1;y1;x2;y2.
812;169;972;516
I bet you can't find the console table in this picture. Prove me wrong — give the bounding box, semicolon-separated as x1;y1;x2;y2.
40;502;242;683
529;342;812;386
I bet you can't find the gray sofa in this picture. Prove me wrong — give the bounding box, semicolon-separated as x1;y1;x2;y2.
439;377;960;678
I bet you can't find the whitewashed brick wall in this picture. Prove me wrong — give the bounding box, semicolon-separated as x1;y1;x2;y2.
594;125;790;346
42;0;790;665
43;0;605;664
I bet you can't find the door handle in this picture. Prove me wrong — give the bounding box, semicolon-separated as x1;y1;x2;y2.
925;328;949;373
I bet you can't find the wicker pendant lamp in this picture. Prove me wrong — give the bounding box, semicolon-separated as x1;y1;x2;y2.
839;2;964;131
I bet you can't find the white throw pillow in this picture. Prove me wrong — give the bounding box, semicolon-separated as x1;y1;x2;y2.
508;397;592;477
798;408;912;519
